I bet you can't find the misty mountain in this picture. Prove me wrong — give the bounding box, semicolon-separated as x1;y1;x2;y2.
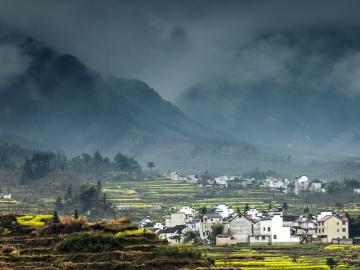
177;29;360;156
0;30;228;157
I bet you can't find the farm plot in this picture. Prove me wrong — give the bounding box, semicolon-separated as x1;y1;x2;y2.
199;244;359;269
104;178;303;221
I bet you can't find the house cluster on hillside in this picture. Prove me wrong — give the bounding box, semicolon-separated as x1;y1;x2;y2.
164;171;327;195
140;205;350;246
165;171;199;184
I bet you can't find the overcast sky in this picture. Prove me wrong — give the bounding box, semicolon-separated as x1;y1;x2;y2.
1;0;360;100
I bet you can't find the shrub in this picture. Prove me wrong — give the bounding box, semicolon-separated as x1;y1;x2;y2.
57;232;122;252
156;246;202;259
326;257;337;269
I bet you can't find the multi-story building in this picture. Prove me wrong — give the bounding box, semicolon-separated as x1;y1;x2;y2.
199;213;223;242
316;214;349;243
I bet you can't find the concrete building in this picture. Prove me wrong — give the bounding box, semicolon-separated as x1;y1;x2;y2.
252;214;300;244
166;212;186;227
199;213;223;242
294;175;310;195
227;214;253;243
316;215;349;243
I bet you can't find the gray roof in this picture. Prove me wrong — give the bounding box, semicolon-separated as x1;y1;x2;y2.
160;225;187;234
204;213;222;219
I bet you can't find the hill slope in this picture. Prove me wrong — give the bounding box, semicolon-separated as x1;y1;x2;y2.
0;30;231;161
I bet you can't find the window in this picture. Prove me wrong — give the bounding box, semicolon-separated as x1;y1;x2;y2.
342;221;346;225
273;235;277;239
322;229;324;233
315;229;317;233
337;229;339;232
337;222;339;225
211;219;213;221
203;232;205;236
343;236;346;239
255;236;259;240
262;236;266;240
263;227;266;231
342;228;346;232
268;227;270;232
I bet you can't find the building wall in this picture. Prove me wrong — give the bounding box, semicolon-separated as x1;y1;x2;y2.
199;216;222;241
317;216;349;243
229;216;252;243
170;213;186;227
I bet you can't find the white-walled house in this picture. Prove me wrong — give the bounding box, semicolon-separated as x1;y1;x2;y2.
246;208;260;220
159;225;190;244
179;206;195;217
0;193;11;199
309;180;325;193
264;177;285;189
165;171;183;181
251;214;300;244
138;217;153;228
294;175;310;195
167;212;186;227
214;204;235;219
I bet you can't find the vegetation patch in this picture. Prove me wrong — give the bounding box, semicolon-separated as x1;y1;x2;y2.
16;214;53;227
57;232;122;252
116;228;153;238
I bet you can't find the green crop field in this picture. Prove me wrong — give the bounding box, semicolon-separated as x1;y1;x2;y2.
102;178;307;221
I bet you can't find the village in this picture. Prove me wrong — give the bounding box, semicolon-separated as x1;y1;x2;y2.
131;171;360;246
139;204;353;246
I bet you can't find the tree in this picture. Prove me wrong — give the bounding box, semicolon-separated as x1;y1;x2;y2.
147;162;155;173
74;209;79;220
114;152;129;171
304;206;310;214
55;196;64;211
326;258;337;269
199;206;207;215
93;151;104;165
209;222;224;244
97;180;102;192
53;210;60;224
282;202;288;214
244;203;250;213
64;184;73;201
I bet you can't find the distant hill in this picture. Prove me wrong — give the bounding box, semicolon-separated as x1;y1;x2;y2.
0;30;234;163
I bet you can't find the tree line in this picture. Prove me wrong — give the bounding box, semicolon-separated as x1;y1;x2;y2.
0;142;142;183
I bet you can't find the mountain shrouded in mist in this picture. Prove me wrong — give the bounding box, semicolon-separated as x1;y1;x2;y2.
177;29;360;155
0;30;228;158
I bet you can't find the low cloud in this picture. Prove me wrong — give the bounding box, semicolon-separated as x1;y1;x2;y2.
0;43;29;88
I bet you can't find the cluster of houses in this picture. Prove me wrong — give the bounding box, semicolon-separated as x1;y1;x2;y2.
138;205;350;246
164;171;329;195
0;192;11;200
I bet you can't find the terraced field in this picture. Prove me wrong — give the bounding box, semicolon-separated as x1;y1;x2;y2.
0;216;207;270
103;178;303;221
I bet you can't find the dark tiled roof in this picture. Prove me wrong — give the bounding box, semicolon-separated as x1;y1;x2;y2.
283;215;298;222
204;213;222;219
160;225;187;234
